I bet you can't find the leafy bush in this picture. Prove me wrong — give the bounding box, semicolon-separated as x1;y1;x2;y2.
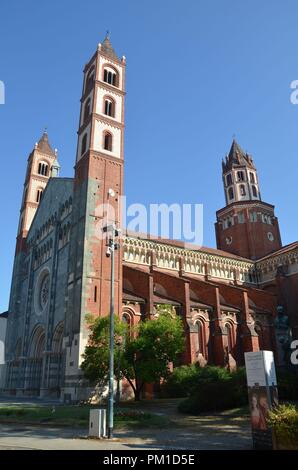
178;377;247;414
161;364;201;397
268;404;298;449
162;364;247;400
276;368;298;401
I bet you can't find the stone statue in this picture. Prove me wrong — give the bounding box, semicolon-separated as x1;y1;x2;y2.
274;305;291;365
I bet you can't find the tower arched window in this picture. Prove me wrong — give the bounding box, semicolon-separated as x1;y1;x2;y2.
36;189;43;203
228;187;234;201
250;173;255;183
38;162;48;176
104;98;115;117
103;68;118;87
252;185;258;197
85;66;95;93
240;184;246;196
83;98;91;122
226;173;232;186
81;133;87;156
237;171;245;181
103;132;113;151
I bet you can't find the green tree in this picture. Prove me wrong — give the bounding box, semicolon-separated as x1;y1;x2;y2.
81;306;185;401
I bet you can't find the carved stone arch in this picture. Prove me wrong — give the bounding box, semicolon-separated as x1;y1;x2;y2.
52;322;64;354
29;324;45;358
122;306;136;333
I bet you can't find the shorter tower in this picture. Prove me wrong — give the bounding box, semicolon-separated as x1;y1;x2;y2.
215;140;282;260
17;131;58;252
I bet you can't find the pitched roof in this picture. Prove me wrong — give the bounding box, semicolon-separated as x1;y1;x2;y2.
101;34;119;61
222;139;256;172
36;131;55;156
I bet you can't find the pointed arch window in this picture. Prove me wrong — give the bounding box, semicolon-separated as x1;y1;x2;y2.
103;132;113;151
81;133;87;156
38;162;48;176
252;185;258;197
104;97;115;117
228;187;234;201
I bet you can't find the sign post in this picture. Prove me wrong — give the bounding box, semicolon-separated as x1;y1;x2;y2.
244;351;278;449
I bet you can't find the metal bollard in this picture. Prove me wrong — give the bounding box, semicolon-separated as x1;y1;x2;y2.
89;408;107;438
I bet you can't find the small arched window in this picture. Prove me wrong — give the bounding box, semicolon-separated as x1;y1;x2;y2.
85;66;95;93
103;68;118;87
252;185;258;197
197;320;206;356
122;312;132;341
36;189;43;203
226;323;235;353
240;184;246;196
81;133;87;156
228;187;234;200
38;162;48;176
103;132;113;151
250;172;255;183
83;98;91;122
104;98;115;117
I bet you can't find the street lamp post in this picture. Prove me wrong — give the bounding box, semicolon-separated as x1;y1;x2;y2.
116;336;122;404
104;223;120;439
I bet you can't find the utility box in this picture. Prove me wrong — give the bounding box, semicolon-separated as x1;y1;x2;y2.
89;408;107;438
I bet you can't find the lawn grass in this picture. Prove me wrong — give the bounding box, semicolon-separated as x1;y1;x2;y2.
0;404;171;429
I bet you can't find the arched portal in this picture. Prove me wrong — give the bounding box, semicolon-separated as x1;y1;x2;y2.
26;325;45;393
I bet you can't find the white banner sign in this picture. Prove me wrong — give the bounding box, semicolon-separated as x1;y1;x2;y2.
245;351;277;387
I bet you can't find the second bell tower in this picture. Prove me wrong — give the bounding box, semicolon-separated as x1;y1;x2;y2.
215;140;282;260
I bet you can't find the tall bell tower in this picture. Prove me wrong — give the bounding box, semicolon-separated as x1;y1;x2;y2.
215;140;282;260
64;34;126;400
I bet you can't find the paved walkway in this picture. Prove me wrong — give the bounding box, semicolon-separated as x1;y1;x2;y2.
0;396;252;450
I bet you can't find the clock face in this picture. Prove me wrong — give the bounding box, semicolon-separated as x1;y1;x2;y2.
267;232;274;242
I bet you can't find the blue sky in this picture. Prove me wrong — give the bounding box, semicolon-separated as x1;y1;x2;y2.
0;0;298;311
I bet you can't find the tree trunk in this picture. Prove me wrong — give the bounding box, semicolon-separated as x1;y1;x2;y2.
134;388;141;401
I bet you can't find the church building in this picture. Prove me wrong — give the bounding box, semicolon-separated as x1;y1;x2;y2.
3;36;298;401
